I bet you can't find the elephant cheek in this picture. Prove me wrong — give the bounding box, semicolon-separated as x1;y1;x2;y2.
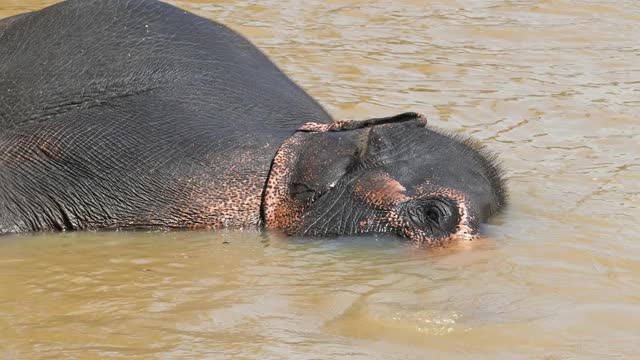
352;171;408;209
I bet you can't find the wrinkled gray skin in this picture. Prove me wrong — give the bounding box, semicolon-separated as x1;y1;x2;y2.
0;0;506;245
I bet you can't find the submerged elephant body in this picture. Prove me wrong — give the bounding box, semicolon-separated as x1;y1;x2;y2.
0;0;506;245
0;0;327;232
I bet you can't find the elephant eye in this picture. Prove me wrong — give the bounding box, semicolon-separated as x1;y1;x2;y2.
403;198;459;233
425;207;441;223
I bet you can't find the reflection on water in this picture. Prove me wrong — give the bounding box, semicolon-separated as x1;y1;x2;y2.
1;0;639;359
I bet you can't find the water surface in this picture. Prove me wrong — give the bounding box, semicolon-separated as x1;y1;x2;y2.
1;0;639;359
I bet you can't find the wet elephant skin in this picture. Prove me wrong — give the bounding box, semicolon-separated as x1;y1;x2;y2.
0;0;506;246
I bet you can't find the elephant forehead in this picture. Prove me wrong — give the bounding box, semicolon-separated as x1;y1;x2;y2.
364;124;505;215
364;124;484;171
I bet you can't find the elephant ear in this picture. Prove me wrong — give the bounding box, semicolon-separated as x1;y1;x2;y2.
262;112;427;232
297;112;427;133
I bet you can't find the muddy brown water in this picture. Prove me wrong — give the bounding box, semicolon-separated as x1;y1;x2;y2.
1;0;639;359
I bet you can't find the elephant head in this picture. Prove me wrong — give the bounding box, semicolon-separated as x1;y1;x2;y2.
262;113;506;246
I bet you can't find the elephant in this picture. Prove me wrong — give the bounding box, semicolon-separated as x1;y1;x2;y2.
0;0;507;246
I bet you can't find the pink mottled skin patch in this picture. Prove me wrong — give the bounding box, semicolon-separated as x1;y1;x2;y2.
352;171;408;208
262;133;307;233
172;144;275;230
